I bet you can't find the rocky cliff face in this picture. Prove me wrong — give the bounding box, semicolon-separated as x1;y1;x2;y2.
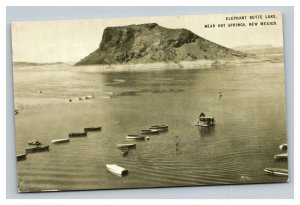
76;23;246;65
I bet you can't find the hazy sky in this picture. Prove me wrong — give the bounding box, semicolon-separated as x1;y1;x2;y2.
12;11;283;63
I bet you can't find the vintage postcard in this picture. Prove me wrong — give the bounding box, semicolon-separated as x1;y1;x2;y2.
12;11;288;192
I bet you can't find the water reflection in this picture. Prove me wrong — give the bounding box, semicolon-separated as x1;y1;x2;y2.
197;126;215;137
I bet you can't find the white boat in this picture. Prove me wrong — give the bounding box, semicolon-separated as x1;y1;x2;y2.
126;135;145;140
264;168;288;177
116;144;136;149
274;153;288;159
28;140;42;145
106;164;128;177
279;143;287;151
51;138;70;144
84;95;94;99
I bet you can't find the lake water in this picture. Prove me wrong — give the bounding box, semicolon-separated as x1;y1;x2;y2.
13;62;288;192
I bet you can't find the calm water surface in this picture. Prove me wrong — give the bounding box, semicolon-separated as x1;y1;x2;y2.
14;63;288;192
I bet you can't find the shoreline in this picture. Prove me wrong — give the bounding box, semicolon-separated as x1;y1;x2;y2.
13;58;281;73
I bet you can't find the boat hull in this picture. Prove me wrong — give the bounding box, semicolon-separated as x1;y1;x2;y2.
25;145;49;154
150;125;168;132
51;139;70;144
84;127;101;132
117;144;136;149
141;129;160;134
16;154;27;161
264;168;288;177
106;164;128;177
274;153;288;160
69;132;87;137
126;135;145;140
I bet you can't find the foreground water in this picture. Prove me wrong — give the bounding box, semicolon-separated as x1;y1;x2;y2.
14;62;288;192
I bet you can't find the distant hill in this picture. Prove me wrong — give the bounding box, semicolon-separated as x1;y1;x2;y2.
13;62;65;67
76;23;247;65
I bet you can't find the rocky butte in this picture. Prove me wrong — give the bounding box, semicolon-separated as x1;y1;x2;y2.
76;23;247;65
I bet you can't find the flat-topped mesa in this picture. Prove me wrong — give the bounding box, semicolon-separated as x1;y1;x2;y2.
76;23;247;65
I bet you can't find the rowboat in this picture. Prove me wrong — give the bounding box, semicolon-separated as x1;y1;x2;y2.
140;129;159;134
116;144;136;149
51;138;70;144
279;143;287;151
264;168;288;177
274;153;288;160
69;132;87;137
25;145;49;154
150;125;168;129
16;153;27;161
27;140;42;146
84;127;101;132
126;135;145;140
106;164;128;177
150;125;168;131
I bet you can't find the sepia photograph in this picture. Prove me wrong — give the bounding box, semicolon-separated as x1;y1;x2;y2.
11;11;288;192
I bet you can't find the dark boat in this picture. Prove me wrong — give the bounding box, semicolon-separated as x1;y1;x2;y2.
25;145;49;154
16;153;27;161
69;132;87;137
84;127;102;132
27;140;42;146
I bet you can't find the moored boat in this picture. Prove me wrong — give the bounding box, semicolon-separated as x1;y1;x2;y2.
116;143;136;149
274;153;288;160
141;129;159;134
106;164;128;177
25;145;49;154
69;132;87;137
150;125;168;132
16;153;27;161
279;143;288;151
195;113;215;127
84;95;94;99
264;168;288;177
126;135;145;140
84;127;101;132
27;140;42;146
51;138;70;144
150;125;168;129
